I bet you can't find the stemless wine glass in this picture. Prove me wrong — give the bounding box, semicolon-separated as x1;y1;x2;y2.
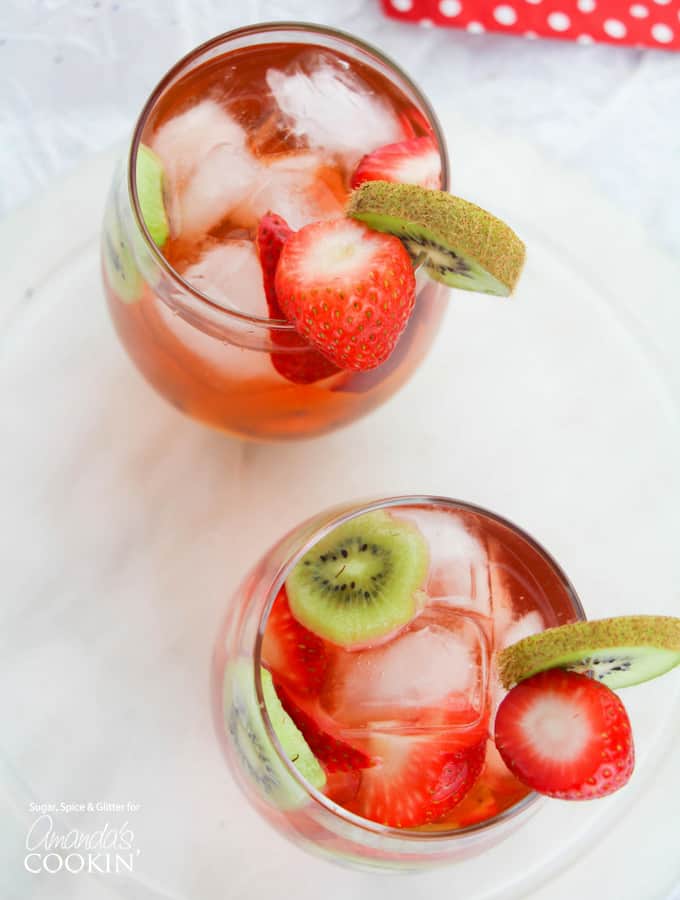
100;23;450;441
212;496;585;871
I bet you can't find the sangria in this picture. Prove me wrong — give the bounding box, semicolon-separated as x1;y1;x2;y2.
213;496;585;868
101;24;451;440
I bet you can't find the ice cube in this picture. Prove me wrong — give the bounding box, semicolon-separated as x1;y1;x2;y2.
323;612;488;735
490;611;545;724
151;100;256;238
394;509;492;616
180;240;267;316
151;99;248;187
499;611;545;651
266;55;404;169
230;151;347;230
177;143;260;238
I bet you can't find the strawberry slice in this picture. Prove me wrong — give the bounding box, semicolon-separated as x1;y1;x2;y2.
256;212;293;314
347;734;486;828
494;669;634;800
350;137;441;190
324;768;362;806
275;218;416;371
262;588;327;696
275;684;374;774
255;212;341;385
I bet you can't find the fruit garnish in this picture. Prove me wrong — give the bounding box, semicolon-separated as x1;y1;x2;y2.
498;615;680;690
261;588;328;696
102;204;142;304
350;137;442;191
494;669;634;800
324;768;362;806
256;211;294;311
255;212;341;385
135;144;169;248
285;510;428;648
274;684;374;773
275;218;416;371
347;181;525;297
261;668;326;789
347;733;486;828
224;662;325;807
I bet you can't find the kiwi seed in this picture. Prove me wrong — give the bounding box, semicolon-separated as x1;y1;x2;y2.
347;181;525;297
286;510;428;648
499;615;680;690
223;662;325;809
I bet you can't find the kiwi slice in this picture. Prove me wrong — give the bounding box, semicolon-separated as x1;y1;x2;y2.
286;510;428;648
135;144;169;248
498;615;680;690
102;195;142;303
347;181;525;297
223;662;325;809
102;144;168;304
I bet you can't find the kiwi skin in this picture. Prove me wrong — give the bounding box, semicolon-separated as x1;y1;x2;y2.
223;662;325;810
498;615;680;690
347;181;526;297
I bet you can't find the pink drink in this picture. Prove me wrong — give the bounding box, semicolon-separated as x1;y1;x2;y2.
214;498;584;868
102;26;449;440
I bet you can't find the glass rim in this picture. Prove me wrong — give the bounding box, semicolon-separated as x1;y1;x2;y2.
127;21;450;332
253;494;586;843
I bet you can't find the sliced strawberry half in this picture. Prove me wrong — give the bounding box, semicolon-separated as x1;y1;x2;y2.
256;212;293;315
324;768;362;806
255;212;341;385
347;733;486;828
494;669;635;801
275;218;416;372
350;137;441;190
261;588;327;696
275;684;374;774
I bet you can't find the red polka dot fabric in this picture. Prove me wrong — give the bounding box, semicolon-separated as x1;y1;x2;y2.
381;0;680;49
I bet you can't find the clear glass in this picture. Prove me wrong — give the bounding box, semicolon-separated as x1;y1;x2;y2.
100;23;450;441
211;496;586;871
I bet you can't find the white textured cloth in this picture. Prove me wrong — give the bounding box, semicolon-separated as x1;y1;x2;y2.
1;0;680;256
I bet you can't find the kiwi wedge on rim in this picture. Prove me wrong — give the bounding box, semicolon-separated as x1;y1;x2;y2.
347;181;525;297
223;663;325;808
498;615;680;690
286;511;428;648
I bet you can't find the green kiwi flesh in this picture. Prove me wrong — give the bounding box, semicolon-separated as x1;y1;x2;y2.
286;510;428;648
102;195;143;303
136;144;169;248
223;662;325;809
499;615;680;690
347;181;525;297
102;144;168;304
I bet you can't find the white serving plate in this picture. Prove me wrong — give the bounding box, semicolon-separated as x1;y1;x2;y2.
2;116;679;899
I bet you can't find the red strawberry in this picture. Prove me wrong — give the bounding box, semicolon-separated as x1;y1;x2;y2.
255;212;340;385
275;218;416;371
275;685;374;774
270;336;341;385
261;588;327;696
347;734;486;828
350;137;441;190
256;212;293;314
494;669;634;801
324;768;362;806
